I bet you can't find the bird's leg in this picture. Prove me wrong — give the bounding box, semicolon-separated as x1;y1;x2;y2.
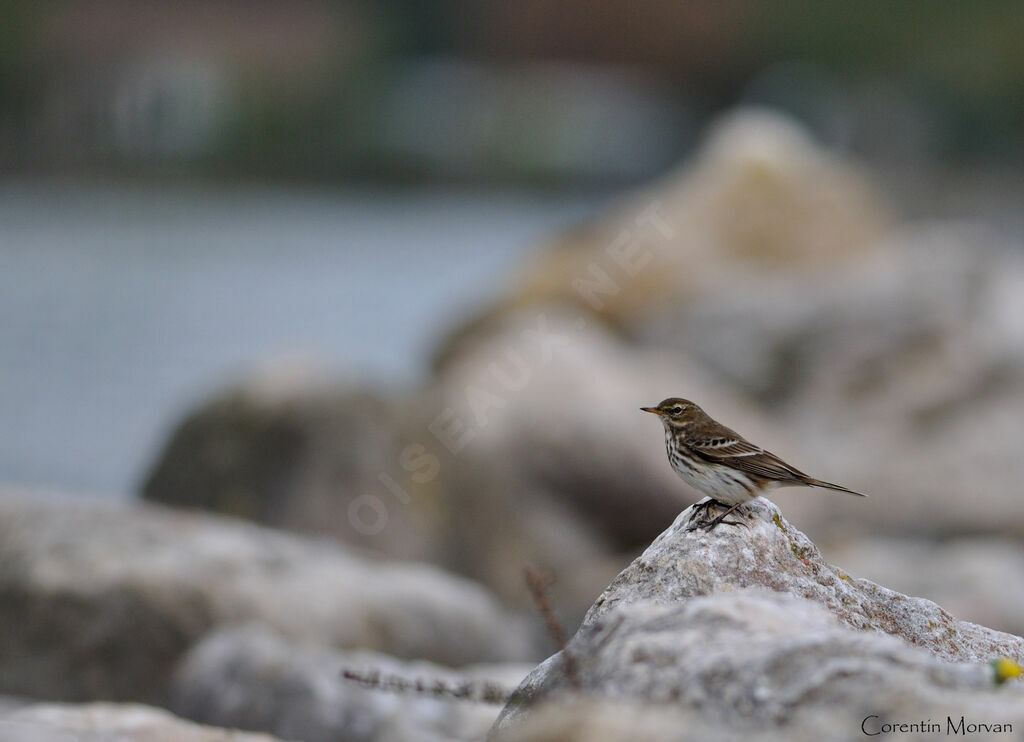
686;498;723;523
692;502;748;532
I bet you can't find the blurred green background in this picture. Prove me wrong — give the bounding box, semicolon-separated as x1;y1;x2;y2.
3;0;1024;182
1;0;1023;497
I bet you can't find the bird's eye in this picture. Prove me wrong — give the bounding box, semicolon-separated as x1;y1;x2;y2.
671;406;683;414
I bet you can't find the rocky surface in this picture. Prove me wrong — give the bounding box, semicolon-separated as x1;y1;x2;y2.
170;626;531;742
830;536;1024;638
0;489;534;703
583;498;1024;663
140;363;441;562
492;498;1024;739
0;703;285;742
493;597;1024;740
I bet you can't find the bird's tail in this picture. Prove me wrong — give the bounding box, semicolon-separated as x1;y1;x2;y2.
803;477;867;497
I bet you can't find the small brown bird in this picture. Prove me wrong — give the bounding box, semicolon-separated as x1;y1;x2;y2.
641;398;865;532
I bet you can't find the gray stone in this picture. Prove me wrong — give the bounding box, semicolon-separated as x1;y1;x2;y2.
0;703;285;742
492;498;1024;739
139;363;439;562
494;593;1024;740
583;498;1024;663
170;626;532;742
434;107;890;335
0;489;534;703
830;537;1024;638
638;226;1024;541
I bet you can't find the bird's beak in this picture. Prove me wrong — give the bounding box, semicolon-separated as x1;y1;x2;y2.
640;406;663;415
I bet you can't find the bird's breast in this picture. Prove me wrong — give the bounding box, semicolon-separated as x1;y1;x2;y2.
665;443;759;505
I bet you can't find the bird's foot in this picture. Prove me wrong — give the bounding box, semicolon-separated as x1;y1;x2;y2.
685;516;748;533
687;499;724;523
685;502;749;532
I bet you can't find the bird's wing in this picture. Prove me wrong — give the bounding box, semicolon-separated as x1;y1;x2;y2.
686;435;809;483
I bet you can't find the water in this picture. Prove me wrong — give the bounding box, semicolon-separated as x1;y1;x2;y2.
0;180;599;496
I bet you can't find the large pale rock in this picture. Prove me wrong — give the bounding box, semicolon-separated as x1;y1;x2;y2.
170;626;531;742
140;363;439;562
492;595;1024;741
0;490;534;702
493;497;1024;738
485;107;890;330
583;498;1024;663
0;703;285;742
830;537;1024;638
639;225;1003;410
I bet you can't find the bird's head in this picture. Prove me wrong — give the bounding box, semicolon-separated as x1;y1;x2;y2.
640;398;699;426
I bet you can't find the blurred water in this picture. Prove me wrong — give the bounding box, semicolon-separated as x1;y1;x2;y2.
0;181;598;496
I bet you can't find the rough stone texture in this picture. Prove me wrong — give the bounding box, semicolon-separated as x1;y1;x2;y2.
583;498;1024;663
170;626;531;742
492;497;1024;738
140;362;439;562
493;593;1024;740
830;537;1024;638
0;489;534;703
0;703;285;742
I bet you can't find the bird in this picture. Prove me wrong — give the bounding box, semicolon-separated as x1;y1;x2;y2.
641;397;865;532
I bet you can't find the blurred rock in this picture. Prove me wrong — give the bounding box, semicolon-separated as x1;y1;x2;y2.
639;225;998;409
0;703;284;742
639;224;1024;540
493;594;1024;741
170;626;531;742
140;362;439;562
490;701;721;742
493;500;1024;738
420;309;778;625
0;489;534;703
431;107;890;358
0;696;32;716
830;537;1024;638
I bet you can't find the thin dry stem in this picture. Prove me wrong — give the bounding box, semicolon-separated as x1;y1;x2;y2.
523;566;581;689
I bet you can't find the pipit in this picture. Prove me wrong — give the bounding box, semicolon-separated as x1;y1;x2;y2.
641;398;866;532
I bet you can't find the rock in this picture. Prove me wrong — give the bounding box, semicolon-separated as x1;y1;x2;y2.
490;701;720;742
492;594;1024;740
0;702;284;742
431;107;890;361
637;226;1024;540
829;537;1024;638
0;489;535;703
0;695;33;716
140;362;439;562
492;498;1024;738
169;626;532;742
638;225;1002;409
581;498;1024;663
